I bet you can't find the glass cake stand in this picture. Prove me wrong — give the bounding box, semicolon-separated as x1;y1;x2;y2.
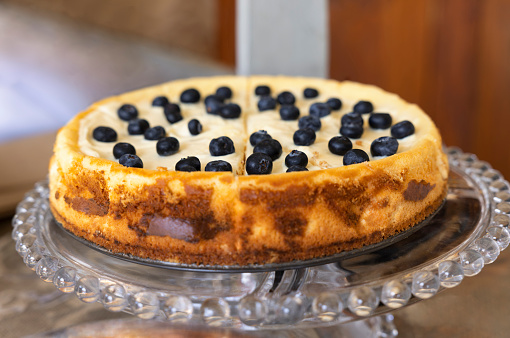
10;147;510;334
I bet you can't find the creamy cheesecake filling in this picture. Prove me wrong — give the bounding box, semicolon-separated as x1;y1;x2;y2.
78;78;433;174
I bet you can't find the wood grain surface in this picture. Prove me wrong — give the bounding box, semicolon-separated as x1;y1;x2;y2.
329;0;510;178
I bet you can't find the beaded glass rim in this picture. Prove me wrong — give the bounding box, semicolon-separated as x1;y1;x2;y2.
11;147;510;330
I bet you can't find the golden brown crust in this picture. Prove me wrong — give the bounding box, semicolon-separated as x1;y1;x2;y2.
48;76;449;266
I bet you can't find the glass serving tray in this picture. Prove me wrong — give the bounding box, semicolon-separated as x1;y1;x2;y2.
10;148;510;330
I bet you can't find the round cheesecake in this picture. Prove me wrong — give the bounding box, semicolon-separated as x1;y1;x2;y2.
49;76;449;266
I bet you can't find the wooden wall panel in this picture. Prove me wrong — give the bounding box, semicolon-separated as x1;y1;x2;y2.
329;0;510;178
217;0;236;66
474;0;510;178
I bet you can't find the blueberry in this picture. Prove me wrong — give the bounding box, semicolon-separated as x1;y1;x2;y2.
152;96;169;107
286;165;309;172
309;102;331;118
255;85;271;96
341;112;364;127
279;105;300;120
180;88;201;103
328;136;353;155
119;154;143;168
209;136;235;156
369;113;392;129
246;153;273;175
113;142;136;159
285;150;308;167
293;128;316;146
176;164;197;172
258;96;277;111
343;149;370;166
205;160;233;172
117;104;138;121
220;103;242;119
93;126;117;142
253;139;282;160
156;137;179;156
391;120;415;139
371;136;399;157
128;119;150;135
176;156;201;171
298;115;321;131
144;126;166;140
205;95;224;115
216;86;232;100
164;103;183;124
340;125;364;139
277;91;296;105
249;130;272;146
327;98;342;110
188;119;202;135
353;100;374;114
304;88;319;98
205;94;224;104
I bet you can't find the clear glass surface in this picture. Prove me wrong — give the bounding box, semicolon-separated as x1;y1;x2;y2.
11;148;507;330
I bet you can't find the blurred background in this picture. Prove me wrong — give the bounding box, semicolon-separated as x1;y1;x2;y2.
1;1;510;336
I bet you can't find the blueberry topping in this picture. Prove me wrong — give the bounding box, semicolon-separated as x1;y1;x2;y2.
258;96;277;111
144;126;166;140
285;150;308;167
205;94;224;103
277;91;296;105
353;100;374;114
216;86;232;100
220;103;242;119
164;103;183;124
249;130;272;146
255;85;271;96
341;112;364;127
188;119;202;135
327;98;342;110
293;128;316;146
176;156;201;171
340;113;364;139
246;153;273;175
298;115;321;131
253;139;282;160
180;88;201;103
119;154;143;168
279;105;300;120
205;160;233;172
128;119;150;135
391;120;415;139
209;136;235;156
371;136;399;157
369;113;392;129
176;164;197;172
304;88;319;98
340;125;364;139
343;149;370;166
309;102;331;118
152;96;169;107
156;137;179;156
286;165;309;172
328;136;353;155
113;142;136;159
205;95;224;115
93;126;117;142
117;104;138;121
